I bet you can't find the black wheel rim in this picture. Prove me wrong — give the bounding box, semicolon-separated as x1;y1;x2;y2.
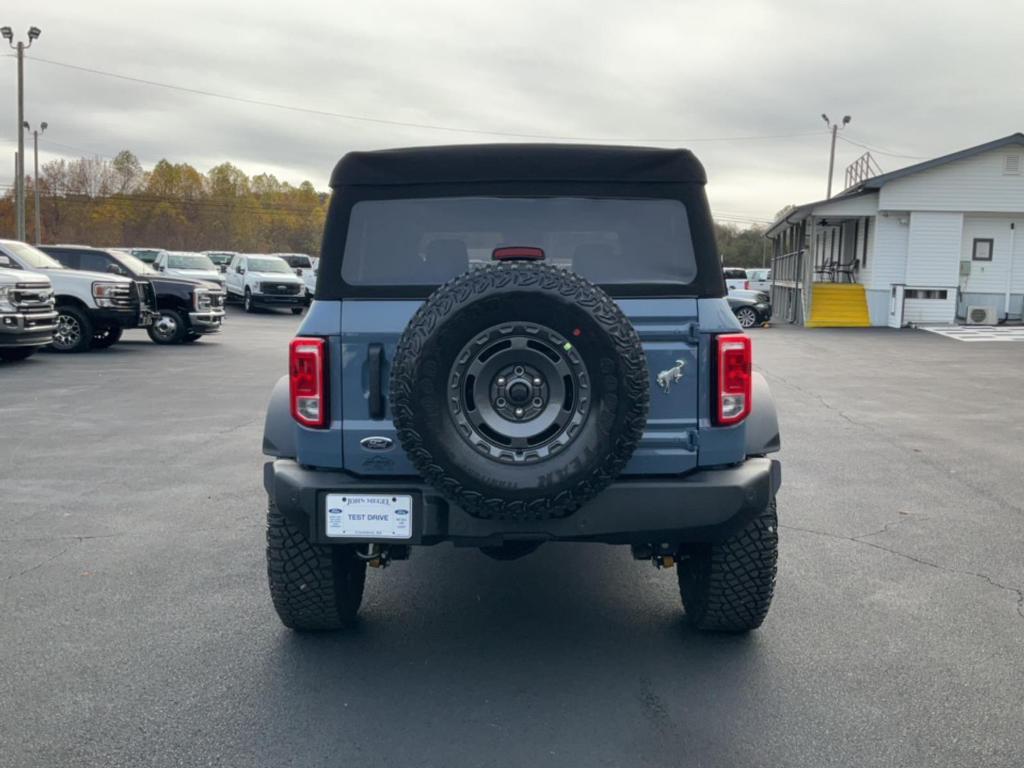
447;322;590;464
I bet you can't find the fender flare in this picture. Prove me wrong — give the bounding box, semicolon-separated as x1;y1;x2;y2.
745;372;781;456
262;375;296;458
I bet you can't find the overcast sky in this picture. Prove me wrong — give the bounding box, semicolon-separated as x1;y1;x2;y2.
2;0;1021;224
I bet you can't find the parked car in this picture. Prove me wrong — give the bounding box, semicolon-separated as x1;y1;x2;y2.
728;288;770;304
728;294;771;328
41;245;226;345
273;253;318;297
261;144;782;634
224;254;307;314
723;267;748;291
0;239;156;352
127;248;166;265
745;267;771;293
153;251;226;287
202;251;237;273
0;267;57;361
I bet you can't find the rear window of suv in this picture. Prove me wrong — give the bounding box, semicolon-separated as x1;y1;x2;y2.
340;197;697;287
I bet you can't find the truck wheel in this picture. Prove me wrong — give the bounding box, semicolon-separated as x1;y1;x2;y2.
390;262;649;521
677;500;778;632
147;309;187;344
243;289;255;313
51;306;93;353
266;501;367;631
91;326;123;349
0;347;36;362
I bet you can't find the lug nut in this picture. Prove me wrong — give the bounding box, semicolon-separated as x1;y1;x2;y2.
497;377;506;386
496;397;507;408
533;377;542;386
515;407;524;417
532;398;543;407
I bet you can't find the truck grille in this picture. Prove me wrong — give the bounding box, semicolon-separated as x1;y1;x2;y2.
107;285;138;308
260;281;301;295
12;283;55;314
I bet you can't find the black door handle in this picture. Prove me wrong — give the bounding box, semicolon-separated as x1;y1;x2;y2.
368;343;385;419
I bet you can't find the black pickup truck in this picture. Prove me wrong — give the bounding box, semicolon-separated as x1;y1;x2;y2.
41;246;226;344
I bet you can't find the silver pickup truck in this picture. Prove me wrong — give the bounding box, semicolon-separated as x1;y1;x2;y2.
0;267;57;361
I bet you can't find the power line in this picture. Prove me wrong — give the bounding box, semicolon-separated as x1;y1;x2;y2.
838;135;927;160
28;55;823;145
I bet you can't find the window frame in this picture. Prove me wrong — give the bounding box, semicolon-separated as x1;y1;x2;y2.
972;238;994;262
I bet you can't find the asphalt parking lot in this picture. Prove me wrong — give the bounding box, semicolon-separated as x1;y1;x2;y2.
2;311;1023;768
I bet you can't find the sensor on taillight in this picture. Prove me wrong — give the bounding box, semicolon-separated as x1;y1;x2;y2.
289;337;327;428
715;333;752;426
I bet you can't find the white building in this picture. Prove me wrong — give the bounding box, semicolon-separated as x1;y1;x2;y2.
766;133;1024;327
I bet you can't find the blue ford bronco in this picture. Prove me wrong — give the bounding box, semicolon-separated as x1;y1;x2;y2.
262;144;781;633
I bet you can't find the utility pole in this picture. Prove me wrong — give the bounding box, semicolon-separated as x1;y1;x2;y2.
821;113;851;199
26;121;47;244
2;25;42;241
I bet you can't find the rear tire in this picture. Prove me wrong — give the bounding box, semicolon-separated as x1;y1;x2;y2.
677;500;778;632
91;325;123;349
266;500;367;631
0;347;36;362
51;305;93;353
243;289;255;313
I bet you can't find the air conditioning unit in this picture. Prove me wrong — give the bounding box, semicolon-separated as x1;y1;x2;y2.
965;306;998;325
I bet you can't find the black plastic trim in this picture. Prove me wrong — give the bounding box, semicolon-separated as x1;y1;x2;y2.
263;457;780;547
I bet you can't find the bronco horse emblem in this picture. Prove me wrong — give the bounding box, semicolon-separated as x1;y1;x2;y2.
656;359;686;393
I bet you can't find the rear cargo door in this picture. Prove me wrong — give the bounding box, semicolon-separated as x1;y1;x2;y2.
340;300;423;476
617;299;699;475
339;297;699;477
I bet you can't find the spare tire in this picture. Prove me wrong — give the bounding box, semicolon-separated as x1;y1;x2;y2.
390;262;648;521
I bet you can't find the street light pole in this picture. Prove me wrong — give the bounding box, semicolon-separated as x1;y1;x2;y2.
821;113;851;199
2;25;41;241
27;121;47;244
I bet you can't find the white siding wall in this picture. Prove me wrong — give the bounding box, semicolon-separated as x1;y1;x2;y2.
906;212;963;286
960;216;1018;293
903;294;957;325
879;145;1024;212
867;213;909;290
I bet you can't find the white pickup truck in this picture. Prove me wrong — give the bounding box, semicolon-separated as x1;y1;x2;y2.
0;266;57;361
0;239;157;352
224;254;308;314
273;253;318;298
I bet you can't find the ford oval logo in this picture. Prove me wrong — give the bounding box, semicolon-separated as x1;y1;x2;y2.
360;436;394;451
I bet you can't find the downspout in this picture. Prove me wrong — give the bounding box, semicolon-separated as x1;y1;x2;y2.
1005;222;1016;321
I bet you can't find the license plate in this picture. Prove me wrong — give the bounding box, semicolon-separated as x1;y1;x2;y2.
325;493;413;539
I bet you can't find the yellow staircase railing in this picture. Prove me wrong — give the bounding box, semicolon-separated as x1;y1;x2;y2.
806;284;870;328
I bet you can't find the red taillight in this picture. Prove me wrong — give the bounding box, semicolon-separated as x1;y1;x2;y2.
493;246;545;261
289;337;328;428
744;280;750;290
715;334;752;426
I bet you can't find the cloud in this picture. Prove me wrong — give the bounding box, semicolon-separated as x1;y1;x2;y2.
2;0;1021;222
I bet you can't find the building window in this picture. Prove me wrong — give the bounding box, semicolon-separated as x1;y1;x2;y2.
972;238;994;261
905;289;948;300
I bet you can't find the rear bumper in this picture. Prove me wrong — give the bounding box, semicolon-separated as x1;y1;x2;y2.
263;458;781;547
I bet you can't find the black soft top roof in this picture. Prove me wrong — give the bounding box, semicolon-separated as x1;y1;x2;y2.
330;144;707;187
